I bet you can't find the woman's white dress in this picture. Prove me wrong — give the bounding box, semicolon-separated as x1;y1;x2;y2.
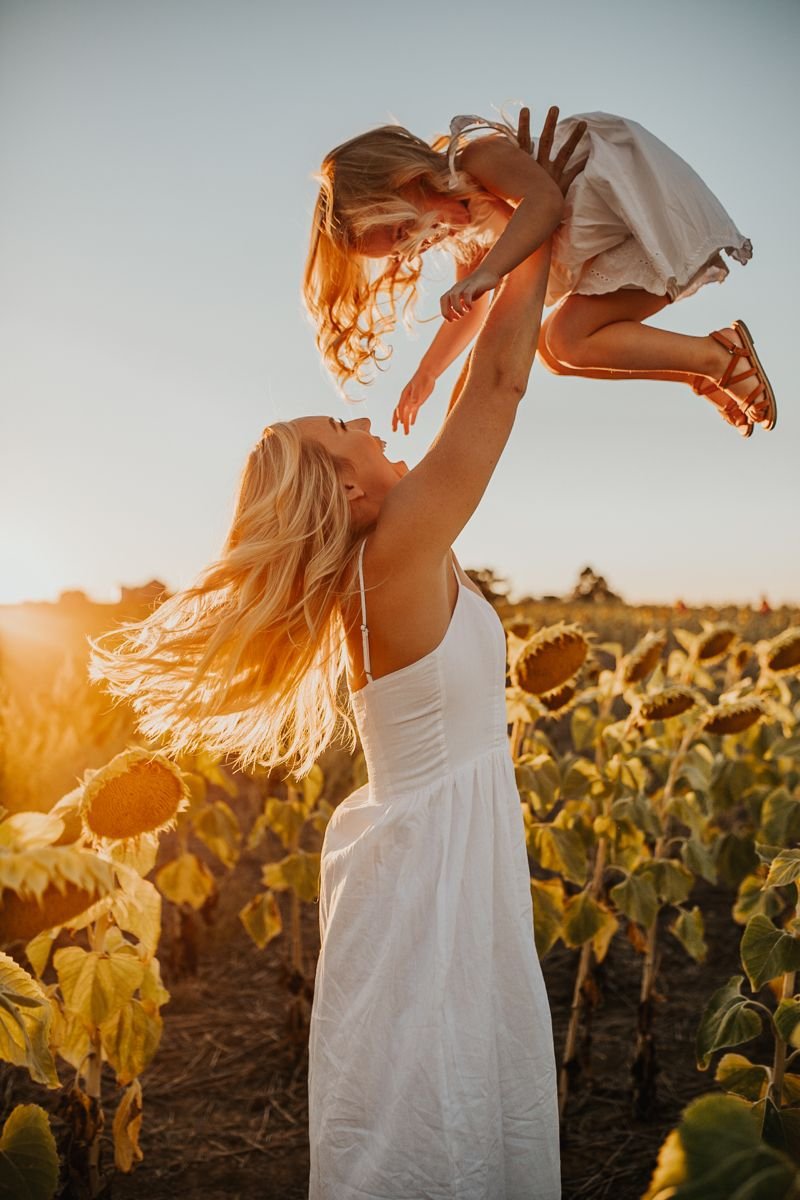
447;111;752;308
308;560;560;1199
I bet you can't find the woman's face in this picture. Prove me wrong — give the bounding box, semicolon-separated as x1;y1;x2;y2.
298;415;407;526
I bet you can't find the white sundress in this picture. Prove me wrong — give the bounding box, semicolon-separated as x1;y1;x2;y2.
308;545;561;1200
446;111;753;309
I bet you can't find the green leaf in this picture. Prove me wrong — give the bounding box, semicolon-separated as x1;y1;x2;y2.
262;797;306;850
0;1103;59;1200
192;801;241;869
54;946;145;1027
754;843;784;866
681;836;718;885
646;859;694;905
733;874;783;927
591;905;619;964
610;872;658;928
696;976;763;1070
562;891;609;949
714;1052;770;1101
530;879;564;959
570;706;596;753
759;788;800;847
774;999;800;1048
560;759;599;802
716;834;759;890
645;1092;800;1200
100;998;162;1087
263;852;320;903
0;952;58;1088
740;915;800;991
155;853;215;910
766;850;800;889
526;755;561;813
680;745;714;794
670;907;707;963
239;891;282;951
528;824;588;887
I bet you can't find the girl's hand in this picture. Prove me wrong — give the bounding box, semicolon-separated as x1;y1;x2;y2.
392;368;436;435
439;265;501;323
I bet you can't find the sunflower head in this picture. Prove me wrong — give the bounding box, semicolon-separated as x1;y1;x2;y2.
81;749;189;843
637;686;697;724
538;681;578;715
764;627;800;675
623;631;667;684
703;697;764;736
511;623;589;697
695;625;737;664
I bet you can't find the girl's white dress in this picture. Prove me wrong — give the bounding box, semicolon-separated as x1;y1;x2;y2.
447;111;752;308
308;554;560;1200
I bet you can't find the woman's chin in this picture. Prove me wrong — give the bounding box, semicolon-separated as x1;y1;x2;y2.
392;460;409;478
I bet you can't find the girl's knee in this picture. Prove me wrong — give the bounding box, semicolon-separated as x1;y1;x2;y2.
543;318;584;371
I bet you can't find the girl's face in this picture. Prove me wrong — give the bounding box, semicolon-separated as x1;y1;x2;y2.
357;190;471;261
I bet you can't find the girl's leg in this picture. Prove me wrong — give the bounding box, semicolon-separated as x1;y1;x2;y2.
538;306;751;432
545;290;773;425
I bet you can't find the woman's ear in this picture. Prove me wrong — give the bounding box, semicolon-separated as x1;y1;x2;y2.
344;479;366;504
338;464;366;506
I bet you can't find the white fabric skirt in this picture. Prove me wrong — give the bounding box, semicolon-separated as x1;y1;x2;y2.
543;111;752;307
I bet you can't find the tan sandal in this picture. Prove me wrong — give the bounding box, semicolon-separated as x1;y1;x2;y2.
710;321;777;431
690;374;753;438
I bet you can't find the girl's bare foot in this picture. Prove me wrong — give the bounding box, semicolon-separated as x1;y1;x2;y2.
704;324;777;429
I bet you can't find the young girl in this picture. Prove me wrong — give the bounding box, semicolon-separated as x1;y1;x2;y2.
304;105;776;439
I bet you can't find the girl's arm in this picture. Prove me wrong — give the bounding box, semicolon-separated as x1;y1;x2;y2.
440;110;587;321
375;238;551;568
392;256;492;434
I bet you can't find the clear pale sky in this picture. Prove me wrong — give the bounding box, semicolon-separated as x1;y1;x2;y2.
1;0;797;607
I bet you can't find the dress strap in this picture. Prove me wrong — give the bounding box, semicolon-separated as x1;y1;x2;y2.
356;539;373;684
445;113;519;188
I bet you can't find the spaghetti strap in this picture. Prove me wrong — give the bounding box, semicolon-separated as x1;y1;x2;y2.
357;539;373;684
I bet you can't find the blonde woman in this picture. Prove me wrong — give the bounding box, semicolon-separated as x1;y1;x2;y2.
93;110;580;1200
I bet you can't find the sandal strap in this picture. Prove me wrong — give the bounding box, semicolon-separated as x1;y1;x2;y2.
709;329;741;355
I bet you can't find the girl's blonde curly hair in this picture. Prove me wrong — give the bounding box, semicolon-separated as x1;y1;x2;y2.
303;124;491;392
91;422;362;776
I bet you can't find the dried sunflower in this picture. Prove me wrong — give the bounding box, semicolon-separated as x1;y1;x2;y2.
636;687;697;723
622;631;667;684
81;749;189;843
511;623;589;697
763;627;800;675
703;697;764;735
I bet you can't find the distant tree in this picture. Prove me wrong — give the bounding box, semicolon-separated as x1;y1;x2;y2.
119;579;167;604
58;589;90;609
465;568;510;609
568;566;622;605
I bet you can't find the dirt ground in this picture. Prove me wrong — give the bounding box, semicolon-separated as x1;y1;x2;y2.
3;822;750;1200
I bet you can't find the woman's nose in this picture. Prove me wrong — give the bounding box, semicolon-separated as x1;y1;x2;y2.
353;418;371;432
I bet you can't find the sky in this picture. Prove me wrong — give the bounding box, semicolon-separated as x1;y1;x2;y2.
1;0;798;608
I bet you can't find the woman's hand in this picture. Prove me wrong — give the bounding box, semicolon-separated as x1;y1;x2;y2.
521;105;587;197
392;368;437;435
439;265;501;323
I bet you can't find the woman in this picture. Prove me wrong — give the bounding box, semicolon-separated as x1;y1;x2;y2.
93;109;581;1200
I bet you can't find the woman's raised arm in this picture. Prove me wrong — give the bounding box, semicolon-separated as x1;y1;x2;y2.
375;236;551;566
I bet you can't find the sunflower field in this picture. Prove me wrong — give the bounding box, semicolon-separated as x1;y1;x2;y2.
1;593;799;1199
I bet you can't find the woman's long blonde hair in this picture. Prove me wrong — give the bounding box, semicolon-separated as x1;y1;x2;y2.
303;124;489;393
91;422;361;776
